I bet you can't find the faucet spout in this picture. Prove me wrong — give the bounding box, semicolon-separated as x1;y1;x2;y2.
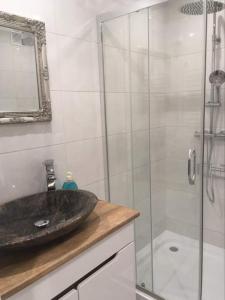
44;159;56;191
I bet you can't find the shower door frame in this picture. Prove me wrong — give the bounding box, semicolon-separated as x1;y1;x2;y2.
97;1;207;299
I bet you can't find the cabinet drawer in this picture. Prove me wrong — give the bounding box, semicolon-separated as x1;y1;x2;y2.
77;242;135;300
58;290;78;300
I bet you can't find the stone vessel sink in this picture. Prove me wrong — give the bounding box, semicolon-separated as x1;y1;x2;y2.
0;190;98;250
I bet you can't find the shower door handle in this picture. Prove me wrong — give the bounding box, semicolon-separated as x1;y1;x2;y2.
188;149;196;185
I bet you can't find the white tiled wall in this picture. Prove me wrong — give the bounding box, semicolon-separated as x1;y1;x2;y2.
0;0;138;204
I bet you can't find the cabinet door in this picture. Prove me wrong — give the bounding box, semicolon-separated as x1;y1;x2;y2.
78;242;135;300
58;290;78;300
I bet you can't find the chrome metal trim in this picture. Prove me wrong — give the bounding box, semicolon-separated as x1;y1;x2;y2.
195;130;225;138
44;159;56;191
199;2;208;299
205;101;221;107
97;0;168;22
34;219;50;228
188;149;197;185
211;165;225;173
0;11;51;124
146;8;154;291
97;21;110;200
137;285;165;300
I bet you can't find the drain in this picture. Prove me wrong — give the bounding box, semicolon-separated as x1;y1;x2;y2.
169;246;179;252
34;219;50;229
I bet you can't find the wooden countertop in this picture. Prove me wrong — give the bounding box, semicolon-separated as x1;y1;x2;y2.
0;200;139;300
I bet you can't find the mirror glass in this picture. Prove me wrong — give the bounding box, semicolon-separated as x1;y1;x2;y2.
0;26;40;113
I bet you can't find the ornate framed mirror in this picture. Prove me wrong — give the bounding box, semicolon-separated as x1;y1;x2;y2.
0;11;51;124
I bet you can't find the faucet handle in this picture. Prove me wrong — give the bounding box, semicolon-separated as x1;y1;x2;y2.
44;159;56;191
44;159;54;167
44;159;55;175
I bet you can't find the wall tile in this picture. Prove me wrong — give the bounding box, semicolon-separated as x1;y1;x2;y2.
133;166;152;251
132;93;149;131
168;53;203;93
104;45;129;93
130;9;148;53
63;91;102;142
0;91;64;154
150;93;167;128
102;15;129;50
130;51;148;93
105;92;131;135
82;180;106;200
109;171;133;207
47;33;100;92
150;127;166;162
165;126;198;161
54;0;97;42
132;130;150;168
0;144;67;204
46;33;62;91
0;0;56;33
108;133;131;176
166;188;199;228
65;138;104;187
167;15;204;57
59;36;100;92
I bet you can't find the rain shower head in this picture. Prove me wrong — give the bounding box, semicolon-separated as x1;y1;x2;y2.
209;70;225;86
180;1;225;15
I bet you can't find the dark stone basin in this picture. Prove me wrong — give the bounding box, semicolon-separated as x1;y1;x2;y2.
0;190;98;250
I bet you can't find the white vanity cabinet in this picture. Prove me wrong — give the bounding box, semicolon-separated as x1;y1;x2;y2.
59;242;135;300
7;223;136;300
77;243;135;300
58;290;78;300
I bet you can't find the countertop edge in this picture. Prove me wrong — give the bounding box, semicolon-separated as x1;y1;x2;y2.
1;201;139;299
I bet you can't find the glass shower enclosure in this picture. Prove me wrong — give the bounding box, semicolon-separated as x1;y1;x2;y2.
97;1;224;299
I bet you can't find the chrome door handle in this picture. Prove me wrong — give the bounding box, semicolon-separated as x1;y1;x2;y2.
188;149;196;185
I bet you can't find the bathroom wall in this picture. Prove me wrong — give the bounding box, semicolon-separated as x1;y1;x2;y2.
0;0;137;204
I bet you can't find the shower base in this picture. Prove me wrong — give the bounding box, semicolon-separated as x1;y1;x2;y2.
137;230;224;300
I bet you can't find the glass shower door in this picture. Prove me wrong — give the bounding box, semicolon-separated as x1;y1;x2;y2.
129;8;152;292
98;0;206;299
100;7;153;292
149;1;205;300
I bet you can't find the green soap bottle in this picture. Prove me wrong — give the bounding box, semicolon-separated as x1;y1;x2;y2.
62;171;78;191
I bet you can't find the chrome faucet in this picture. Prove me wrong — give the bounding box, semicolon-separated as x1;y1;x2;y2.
44;159;56;191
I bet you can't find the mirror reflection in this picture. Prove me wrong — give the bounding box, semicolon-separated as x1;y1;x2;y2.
0;26;39;113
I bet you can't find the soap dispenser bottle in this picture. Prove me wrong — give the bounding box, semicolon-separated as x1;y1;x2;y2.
62;171;78;191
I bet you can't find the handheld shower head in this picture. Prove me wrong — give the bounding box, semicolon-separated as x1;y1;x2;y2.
209;70;225;86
